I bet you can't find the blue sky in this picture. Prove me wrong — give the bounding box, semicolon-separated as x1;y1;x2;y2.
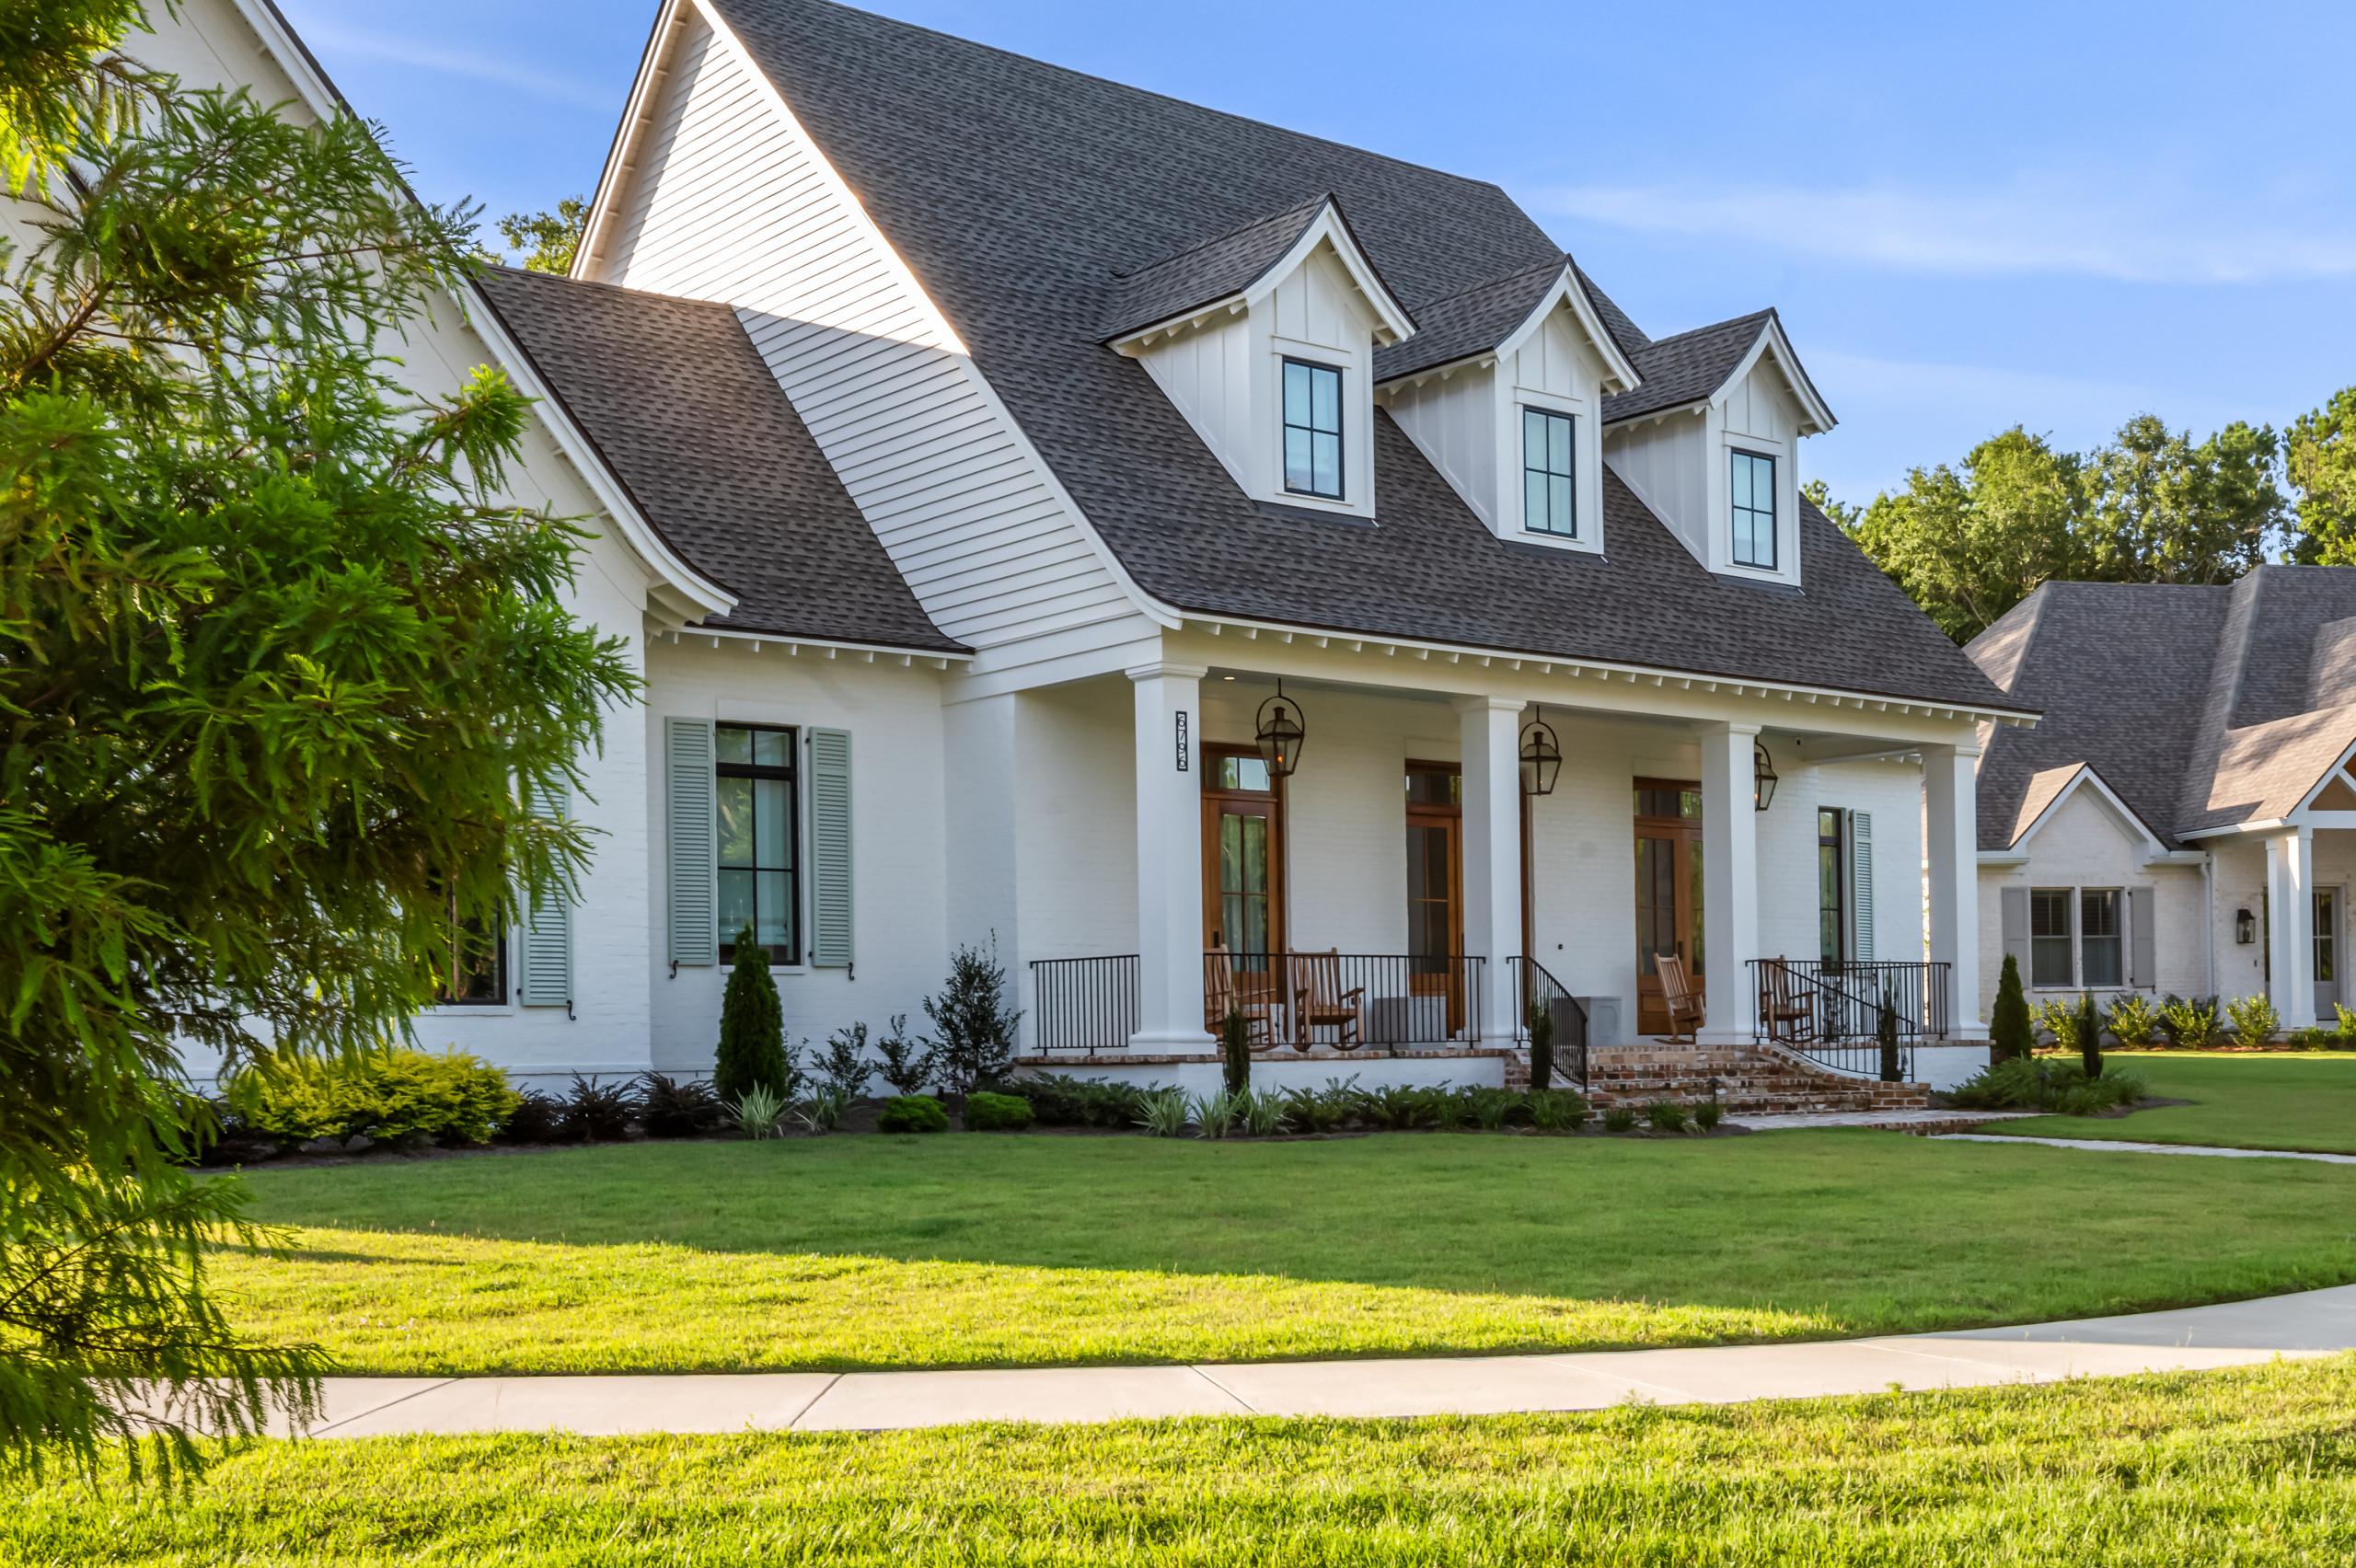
272;0;2356;510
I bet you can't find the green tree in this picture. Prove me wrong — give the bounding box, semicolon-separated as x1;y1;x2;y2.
1990;953;2032;1063
0;2;633;1474
713;926;789;1102
1800;478;1861;532
2285;387;2356;564
2081;414;2283;584
494;196;587;275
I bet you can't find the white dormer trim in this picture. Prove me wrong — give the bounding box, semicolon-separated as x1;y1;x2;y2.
1108;201;1417;358
2012;764;2172;863
2290;739;2356;819
1719;317;1835;437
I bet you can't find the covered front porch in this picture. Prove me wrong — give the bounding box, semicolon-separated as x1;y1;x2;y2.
975;629;2004;1094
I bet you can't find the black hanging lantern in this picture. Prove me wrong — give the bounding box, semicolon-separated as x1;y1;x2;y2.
2236;907;2258;945
1519;705;1562;797
1255;679;1306;778
1753;741;1779;813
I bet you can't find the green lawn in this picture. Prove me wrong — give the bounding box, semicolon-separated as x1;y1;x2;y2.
208;1131;2356;1374
1990;1051;2356;1153
14;1359;2356;1564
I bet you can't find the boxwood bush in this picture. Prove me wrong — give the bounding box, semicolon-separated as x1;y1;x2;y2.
876;1095;951;1134
233;1048;519;1151
964;1091;1034;1132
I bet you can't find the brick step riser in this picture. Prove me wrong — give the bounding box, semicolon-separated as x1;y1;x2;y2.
1508;1040;1928;1111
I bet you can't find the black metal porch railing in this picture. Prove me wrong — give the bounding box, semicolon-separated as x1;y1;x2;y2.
1028;954;1138;1054
1207;952;1486;1055
1750;959;1950;1081
1508;955;1588;1088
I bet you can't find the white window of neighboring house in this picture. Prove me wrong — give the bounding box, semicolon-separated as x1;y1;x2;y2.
1282;359;1343;499
1730;449;1776;569
1522;407;1576;536
2080;889;2123;987
2030;887;2074;987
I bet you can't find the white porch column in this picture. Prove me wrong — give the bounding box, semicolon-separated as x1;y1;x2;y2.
2269;829;2316;1030
1697;722;1761;1040
1923;743;1984;1032
1454;696;1523;1046
1127;661;1215;1050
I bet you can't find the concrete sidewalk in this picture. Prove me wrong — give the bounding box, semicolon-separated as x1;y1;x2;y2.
288;1283;2356;1438
1936;1131;2356;1165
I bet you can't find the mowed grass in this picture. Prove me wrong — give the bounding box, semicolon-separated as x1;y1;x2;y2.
15;1358;2356;1565
1992;1051;2356;1153
208;1131;2356;1373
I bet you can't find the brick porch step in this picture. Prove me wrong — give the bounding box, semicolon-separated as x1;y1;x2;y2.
1508;1039;1929;1114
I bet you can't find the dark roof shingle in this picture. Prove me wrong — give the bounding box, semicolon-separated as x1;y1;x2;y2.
1099;194;1332;341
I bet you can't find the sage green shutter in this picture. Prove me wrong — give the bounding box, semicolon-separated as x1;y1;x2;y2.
809;727;853;967
666;718;718;966
519;781;572;1007
2000;885;2030;974
2129;886;2156;987
1851;811;1875;961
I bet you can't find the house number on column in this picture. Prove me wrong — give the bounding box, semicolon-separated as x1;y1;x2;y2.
1175;711;1189;771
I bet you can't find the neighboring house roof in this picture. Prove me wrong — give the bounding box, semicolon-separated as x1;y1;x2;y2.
1099;194;1335;341
474;267;967;654
1969;569;2356;848
704;0;2018;712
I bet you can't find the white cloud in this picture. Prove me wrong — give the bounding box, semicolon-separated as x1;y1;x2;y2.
296;22;614;110
1537;177;2356;284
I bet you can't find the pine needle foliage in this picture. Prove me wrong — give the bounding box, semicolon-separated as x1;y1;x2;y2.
1990;953;2033;1062
714;926;787;1102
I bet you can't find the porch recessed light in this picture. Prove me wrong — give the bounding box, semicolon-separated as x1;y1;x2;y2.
1223;674;1235;680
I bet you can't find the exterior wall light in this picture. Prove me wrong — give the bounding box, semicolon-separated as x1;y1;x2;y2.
1255;678;1305;778
2236;907;2257;945
1753;741;1779;813
1519;705;1562;796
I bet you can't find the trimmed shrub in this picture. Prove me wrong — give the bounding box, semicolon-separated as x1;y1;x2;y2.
2106;994;2162;1048
1219;1009;1253;1098
2161;995;2220;1049
1601;1104;1639;1134
992;1075;1149;1127
877;1095;951;1135
965;1091;1034;1132
1692;1098;1725;1133
1527;997;1555;1092
1990;953;2033;1062
2032;997;2084;1055
1949;1056;2147;1113
233;1048;518;1152
2077;992;2105;1078
1530;1089;1587;1132
1646;1100;1690;1134
2225;993;2281;1048
638;1073;723;1138
560;1075;637;1142
715;924;790;1102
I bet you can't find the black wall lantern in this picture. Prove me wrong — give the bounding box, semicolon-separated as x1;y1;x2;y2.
1753;741;1778;813
2236;907;2258;945
1256;679;1306;778
1519;705;1563;796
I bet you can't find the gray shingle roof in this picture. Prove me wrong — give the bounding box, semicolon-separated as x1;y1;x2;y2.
694;0;2015;710
1603;311;1773;425
1577;267;1652;356
1372;257;1562;383
474;266;965;654
1099;194;1333;341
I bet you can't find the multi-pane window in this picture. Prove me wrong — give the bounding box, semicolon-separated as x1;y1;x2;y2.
433;889;505;1005
1818;808;1844;963
717;724;797;963
2029;889;2073;987
1282;359;1343;499
1522;408;1576;536
2080;890;2122;987
1730;450;1776;569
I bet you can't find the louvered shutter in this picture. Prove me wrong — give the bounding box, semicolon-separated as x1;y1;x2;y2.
2130;886;2156;987
809;728;853;967
2001;885;2030;974
519;780;572;1007
666;718;718;966
1851;811;1875;961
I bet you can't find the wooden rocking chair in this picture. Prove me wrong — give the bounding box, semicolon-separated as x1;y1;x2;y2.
1289;948;1366;1052
1655;951;1705;1043
1204;939;1279;1052
1759;955;1814;1043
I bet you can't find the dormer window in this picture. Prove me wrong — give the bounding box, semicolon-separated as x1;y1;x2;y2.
1522;408;1577;536
1730;449;1776;570
1283;360;1344;499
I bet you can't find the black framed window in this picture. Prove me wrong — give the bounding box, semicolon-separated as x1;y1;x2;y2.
1730;449;1776;569
1819;808;1844;963
1522;408;1576;536
2081;889;2121;987
717;723;798;964
433;889;505;1005
1282;359;1343;499
2030;888;2073;987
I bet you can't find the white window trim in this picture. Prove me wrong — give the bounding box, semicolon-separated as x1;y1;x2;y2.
1515;398;1584;545
2027;883;2136;991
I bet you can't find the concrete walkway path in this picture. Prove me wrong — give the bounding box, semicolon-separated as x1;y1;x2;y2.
288;1283;2356;1438
1936;1132;2356;1165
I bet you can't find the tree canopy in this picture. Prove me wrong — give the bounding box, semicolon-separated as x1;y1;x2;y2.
492;196;587;276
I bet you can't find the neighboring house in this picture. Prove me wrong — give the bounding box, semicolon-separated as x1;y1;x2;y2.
1969;567;2356;1032
83;0;2040;1097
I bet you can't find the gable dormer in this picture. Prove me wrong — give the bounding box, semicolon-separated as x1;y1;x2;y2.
1106;196;1415;524
1373;259;1641;556
1601;311;1834;587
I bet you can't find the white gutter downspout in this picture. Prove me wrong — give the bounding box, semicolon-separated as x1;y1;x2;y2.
2202;850;2216;998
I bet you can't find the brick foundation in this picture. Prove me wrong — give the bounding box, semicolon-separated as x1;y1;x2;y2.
1515;1039;1930;1114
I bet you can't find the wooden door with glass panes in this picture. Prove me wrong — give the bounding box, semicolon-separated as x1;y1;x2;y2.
1634;780;1704;1035
1405;762;1466;1035
1203;748;1286;1008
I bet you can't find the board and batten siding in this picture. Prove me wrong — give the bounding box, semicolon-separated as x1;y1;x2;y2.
1382;369;1497;529
592;3;1145;658
1605;409;1709;566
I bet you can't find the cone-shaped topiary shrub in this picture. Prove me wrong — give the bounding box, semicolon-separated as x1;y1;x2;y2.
2077;990;2104;1078
714;923;788;1102
1528;996;1555;1092
1220;1009;1252;1097
1991;953;2033;1062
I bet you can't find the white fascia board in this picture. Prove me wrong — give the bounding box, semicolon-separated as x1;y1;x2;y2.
1243;203;1418;347
574;0;686;282
466;283;736;624
2183;818;2293;840
1712;317;1837;436
1977;850;2030;867
2012;765;2169;859
2288;733;2356;815
1108;294;1248;356
663;624;972;670
1497;268;1642;393
1179;614;2038;726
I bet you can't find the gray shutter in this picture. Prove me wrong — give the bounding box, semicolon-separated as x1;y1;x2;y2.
1851;811;1875;961
2001;885;2030;974
809;727;853;967
519;780;572;1007
2130;886;2156;988
666;718;718;966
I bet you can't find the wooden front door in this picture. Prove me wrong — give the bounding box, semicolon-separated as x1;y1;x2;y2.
1203;747;1285;972
1406;762;1465;1034
1634;780;1704;1035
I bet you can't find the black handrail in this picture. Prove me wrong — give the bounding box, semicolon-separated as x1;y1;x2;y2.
1508;955;1588;1089
1750;958;1950;1081
1028;954;1138;1053
1207;952;1486;1055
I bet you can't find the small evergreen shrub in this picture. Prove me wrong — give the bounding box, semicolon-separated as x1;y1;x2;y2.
814;1024;872;1102
1278;1077;1364;1135
925;937;1023;1091
2031;997;2084;1055
2106;994;2162;1047
1877;986;1903;1083
996;1075;1149;1127
1990;953;2033;1062
1220;1009;1253;1098
1240;1089;1286;1136
1601;1104;1639;1134
2225;993;2281;1048
1530;1089;1587;1132
499;1090;565;1145
1467;1088;1523;1131
1646;1100;1690;1134
795;1086;850;1134
877;1095;951;1135
1527;997;1555;1092
964;1091;1034;1132
1948;1056;2147;1113
2336;1004;2356;1047
715;925;789;1101
1692;1098;1725;1132
874;1013;938;1096
637;1073;723;1138
2161;995;2220;1049
1360;1084;1443;1130
2076;992;2105;1078
560;1075;638;1142
232;1048;518;1151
